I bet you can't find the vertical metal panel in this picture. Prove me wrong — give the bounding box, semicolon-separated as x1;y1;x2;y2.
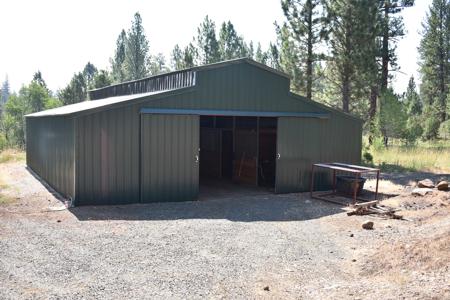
75;105;140;205
25;116;75;199
140;114;199;202
275;115;361;193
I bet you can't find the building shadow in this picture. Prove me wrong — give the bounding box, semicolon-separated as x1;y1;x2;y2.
69;193;346;222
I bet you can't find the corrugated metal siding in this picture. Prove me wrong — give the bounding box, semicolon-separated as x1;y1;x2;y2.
74;105;140;205
275;114;362;193
72;61;362;204
25;116;75;198
140;114;199;202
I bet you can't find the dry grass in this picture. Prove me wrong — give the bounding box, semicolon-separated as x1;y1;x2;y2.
0;149;25;164
365;231;450;275
372;145;450;173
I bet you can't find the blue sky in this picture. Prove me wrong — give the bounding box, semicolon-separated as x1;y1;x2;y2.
0;0;430;95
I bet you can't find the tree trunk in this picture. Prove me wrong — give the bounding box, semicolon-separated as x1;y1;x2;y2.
381;2;390;91
306;0;313;100
368;85;378;144
342;73;350;112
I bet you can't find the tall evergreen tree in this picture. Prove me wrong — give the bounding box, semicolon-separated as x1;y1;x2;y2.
32;71;47;90
1;76;10;106
124;12;150;80
276;23;304;93
58;72;87;105
111;29;127;83
281;0;326;99
255;42;267;64
218;21;246;60
83;62;97;87
378;0;415;91
171;43;197;70
171;44;184;70
419;0;450;139
403;75;423;142
404;76;422;116
149;53;169;75
265;42;281;70
324;0;379;114
196;16;220;64
92;70;112;89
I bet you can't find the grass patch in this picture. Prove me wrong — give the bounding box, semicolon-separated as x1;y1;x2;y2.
371;145;450;173
0;193;15;205
0;149;25;164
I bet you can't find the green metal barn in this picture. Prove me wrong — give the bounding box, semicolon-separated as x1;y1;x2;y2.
25;58;362;206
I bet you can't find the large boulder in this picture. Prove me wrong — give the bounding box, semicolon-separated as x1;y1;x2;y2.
418;179;434;188
437;181;449;191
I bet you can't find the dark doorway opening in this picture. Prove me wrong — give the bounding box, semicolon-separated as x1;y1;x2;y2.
199;115;277;200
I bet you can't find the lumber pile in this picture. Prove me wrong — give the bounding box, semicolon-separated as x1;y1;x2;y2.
347;200;404;220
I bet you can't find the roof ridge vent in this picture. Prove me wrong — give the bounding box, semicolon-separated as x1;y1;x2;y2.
88;70;196;100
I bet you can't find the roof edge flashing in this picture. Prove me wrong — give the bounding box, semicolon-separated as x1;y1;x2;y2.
140;108;329;119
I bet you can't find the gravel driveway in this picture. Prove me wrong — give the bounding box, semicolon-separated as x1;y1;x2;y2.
1;161;449;299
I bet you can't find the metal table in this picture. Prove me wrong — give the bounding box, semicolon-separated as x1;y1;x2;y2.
310;162;380;205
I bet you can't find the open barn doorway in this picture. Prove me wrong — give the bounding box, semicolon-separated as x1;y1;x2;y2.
198;115;277;200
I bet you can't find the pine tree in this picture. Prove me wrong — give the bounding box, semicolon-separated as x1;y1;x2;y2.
124;12;150;80
378;0;415;91
32;71;47;90
1;76;10;106
83;62;97;87
403;76;423;142
266;43;280;70
196;16;220;64
255;42;267;64
281;0;326;99
218;21;246;60
324;0;379;113
171;44;184;70
149;53;169;75
183;43;197;68
111;29;127;83
276;23;304;93
58;72;87;105
171;43;197;70
419;0;450;139
92;70;112;89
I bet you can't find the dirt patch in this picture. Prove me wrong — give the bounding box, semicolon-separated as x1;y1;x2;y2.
366;231;450;275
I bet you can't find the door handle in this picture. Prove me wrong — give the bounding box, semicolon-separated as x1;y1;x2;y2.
277;153;281;160
195;155;199;163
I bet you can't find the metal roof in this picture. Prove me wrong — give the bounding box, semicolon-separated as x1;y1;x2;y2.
25;90;172;117
140;108;329;119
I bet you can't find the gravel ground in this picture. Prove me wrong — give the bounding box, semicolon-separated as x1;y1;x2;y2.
1;161;449;299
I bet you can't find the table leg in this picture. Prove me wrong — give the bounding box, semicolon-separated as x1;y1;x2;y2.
375;170;380;200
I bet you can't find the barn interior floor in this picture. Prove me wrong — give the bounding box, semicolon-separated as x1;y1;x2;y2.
198;178;273;201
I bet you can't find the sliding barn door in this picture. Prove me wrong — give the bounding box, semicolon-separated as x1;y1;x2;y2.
140;114;199;202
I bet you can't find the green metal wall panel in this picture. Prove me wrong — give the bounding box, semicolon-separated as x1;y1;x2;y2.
140;114;199;202
25;116;75;199
275;115;362;193
74;105;140;205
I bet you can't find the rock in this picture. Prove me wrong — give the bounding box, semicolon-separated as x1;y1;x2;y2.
349;233;354;237
362;221;374;230
263;286;270;291
437;181;449;191
412;188;433;196
418;179;434;188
